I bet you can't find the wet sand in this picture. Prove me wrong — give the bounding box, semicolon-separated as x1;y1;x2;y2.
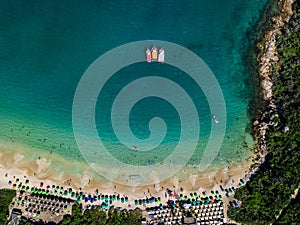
0;142;253;203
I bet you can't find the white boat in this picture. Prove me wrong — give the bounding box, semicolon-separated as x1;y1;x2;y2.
151;45;158;61
158;48;165;63
146;48;151;63
212;114;219;123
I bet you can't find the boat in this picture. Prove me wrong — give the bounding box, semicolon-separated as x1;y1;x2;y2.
146;48;151;63
151;45;158;61
212;114;219;123
158;48;165;63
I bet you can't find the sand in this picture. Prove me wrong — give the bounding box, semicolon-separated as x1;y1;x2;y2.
0;141;253;206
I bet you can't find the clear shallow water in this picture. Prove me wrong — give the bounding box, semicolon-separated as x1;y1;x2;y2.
0;0;268;178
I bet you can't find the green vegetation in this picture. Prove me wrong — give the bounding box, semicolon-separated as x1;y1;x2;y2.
19;204;142;225
0;189;16;224
228;2;300;225
60;204;141;225
273;191;300;225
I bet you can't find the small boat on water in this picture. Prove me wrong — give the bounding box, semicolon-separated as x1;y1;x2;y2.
145;48;151;63
158;48;165;63
151;45;158;61
212;114;219;124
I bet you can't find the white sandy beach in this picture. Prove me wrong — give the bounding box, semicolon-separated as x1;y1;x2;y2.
0;141;253;205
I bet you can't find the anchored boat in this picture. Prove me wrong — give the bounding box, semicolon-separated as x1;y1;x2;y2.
151;46;158;61
145;48;151;63
158;48;165;63
212;114;219;124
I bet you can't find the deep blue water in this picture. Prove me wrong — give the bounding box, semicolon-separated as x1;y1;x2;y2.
0;0;268;171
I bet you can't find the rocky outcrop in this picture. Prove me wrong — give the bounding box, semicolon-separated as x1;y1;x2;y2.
257;0;294;101
250;0;295;175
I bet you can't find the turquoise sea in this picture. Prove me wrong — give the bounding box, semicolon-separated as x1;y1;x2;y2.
0;0;268;183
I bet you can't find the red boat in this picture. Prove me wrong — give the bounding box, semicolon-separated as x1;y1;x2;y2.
146;48;151;63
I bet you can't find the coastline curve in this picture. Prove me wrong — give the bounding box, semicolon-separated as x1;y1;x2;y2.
72;40;226;186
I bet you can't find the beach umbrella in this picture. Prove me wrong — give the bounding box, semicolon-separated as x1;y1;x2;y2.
125;197;128;202
40;182;44;188
8;180;12;186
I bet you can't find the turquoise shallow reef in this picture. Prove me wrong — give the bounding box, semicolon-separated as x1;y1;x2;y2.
0;0;268;180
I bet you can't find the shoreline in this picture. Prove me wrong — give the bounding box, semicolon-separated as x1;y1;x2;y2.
0;1;295;222
225;1;296;223
1;140;253;223
227;0;299;223
0;141;252;201
250;0;294;170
